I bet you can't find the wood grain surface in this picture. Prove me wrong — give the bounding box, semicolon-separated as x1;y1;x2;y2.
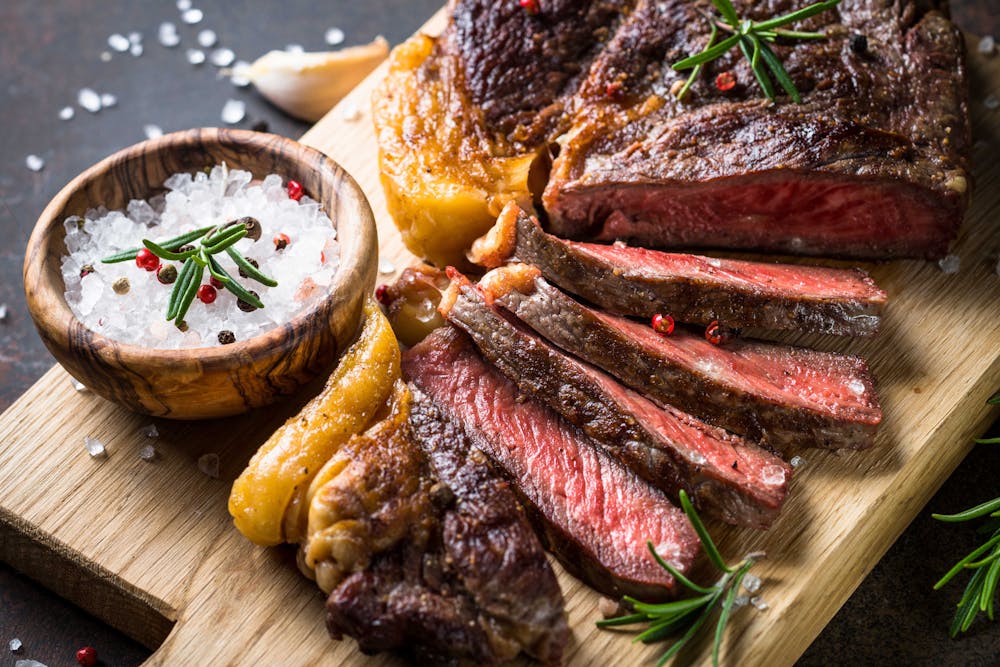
1;7;1000;667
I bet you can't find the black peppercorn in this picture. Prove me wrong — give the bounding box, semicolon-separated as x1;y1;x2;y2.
157;264;178;285
850;33;868;55
218;330;236;345
238;216;262;241
237;290;260;313
80;264;95;278
112;277;130;295
177;244;196;262
238;257;259;279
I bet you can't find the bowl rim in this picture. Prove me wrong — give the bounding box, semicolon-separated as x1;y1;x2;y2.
23;127;375;366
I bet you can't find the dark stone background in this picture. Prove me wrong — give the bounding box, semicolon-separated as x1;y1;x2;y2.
0;1;998;665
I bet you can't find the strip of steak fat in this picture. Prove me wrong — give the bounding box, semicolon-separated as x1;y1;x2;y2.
442;273;789;529
470;203;886;336
403;327;700;600
478;266;882;451
322;387;567;665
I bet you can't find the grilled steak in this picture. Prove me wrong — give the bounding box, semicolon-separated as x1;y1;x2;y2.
471;203;887;336
442;272;790;529
375;0;969;263
403;327;700;600
315;386;568;664
483;268;882;451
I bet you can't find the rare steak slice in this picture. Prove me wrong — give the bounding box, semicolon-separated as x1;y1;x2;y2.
471;203;887;336
442;271;790;529
312;385;568;664
484;267;882;451
403;327;700;600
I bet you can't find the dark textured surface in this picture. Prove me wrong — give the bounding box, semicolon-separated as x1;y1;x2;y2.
1;0;998;665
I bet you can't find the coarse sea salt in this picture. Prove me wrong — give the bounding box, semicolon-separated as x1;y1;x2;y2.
69;376;88;392
938;254;960;274
84;436;107;458
139;445;158;461
181;8;203;24
221;99;245;124
980;35;996;55
325;27;345;46
15;661;48;667
100;92;117;108
61;165;339;349
59;105;75;120
78;87;101;113
230;61;251;87
142;423;159;438
186;48;206;65
197;29;217;48
144;124;164;139
198;453;220;478
25;155;44;172
158;22;180;47
108;33;130;52
9;638;22;652
210;47;236;67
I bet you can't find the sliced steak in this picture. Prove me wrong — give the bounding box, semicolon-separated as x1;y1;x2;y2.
543;0;969;259
318;386;568;664
483;268;882;451
471;203;886;336
403;327;700;600
442;274;790;529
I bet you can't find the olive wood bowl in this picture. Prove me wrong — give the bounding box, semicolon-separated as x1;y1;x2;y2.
23;128;377;419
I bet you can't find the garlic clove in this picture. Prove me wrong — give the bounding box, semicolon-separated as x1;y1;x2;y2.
241;37;389;122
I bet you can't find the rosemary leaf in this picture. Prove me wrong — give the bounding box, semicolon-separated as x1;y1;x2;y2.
173;261;204;324
673;33;741;70
101;225;213;263
166;256;196;321
710;0;741;28
933;497;1000;523
653;591;724;667
756;38;802;102
626;593;715;617
202;227;247;254
143;239;198;262
752;0;841;33
680;490;732;573
208;256;264;309
934;533;1000;589
740;37;777;100
647;541;715;594
226;247;277;287
595;612;648;628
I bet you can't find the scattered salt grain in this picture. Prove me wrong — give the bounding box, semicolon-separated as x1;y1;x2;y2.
336;100;362;122
750;596;769;611
139;445;158;462
141;424;159;438
198;453;220;478
158;22;180;48
69;377;88;392
230;61;251;87
938;254;960;274
742;573;762;594
143;124;164;139
15;660;48;667
221;99;246;124
980;35;996;55
100;92;117;108
130;42;144;57
848;379;866;396
186;48;206;65
100;51;112;62
84;436;107;459
59;106;75;120
789;455;806;469
986;95;1000;111
177;0;192;10
181;8;204;24
197;29;217;48
25;155;44;172
325;27;345;46
378;258;395;274
78;87;102;113
0;304;7;322
733;594;749;608
285;44;304;54
108;33;130;52
761;464;786;486
128;31;142;45
9;638;22;652
210;47;236;67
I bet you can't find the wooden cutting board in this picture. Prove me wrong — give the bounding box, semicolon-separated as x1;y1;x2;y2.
3;8;1000;664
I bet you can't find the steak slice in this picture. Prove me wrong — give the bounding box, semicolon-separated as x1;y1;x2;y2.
483;267;881;451
403;327;700;600
544;0;969;259
442;273;790;529
471;203;886;336
317;386;568;664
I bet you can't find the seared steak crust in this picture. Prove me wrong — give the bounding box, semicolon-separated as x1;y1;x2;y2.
444;278;790;529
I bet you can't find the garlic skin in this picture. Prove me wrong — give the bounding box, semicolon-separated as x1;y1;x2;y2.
240;37;389;122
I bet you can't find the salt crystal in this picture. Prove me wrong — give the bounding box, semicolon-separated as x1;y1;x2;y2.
742;573;762;594
8;638;21;652
78;87;101;113
980;35;996;55
141;424;159;438
285;44;304;54
15;661;48;667
59;106;75;120
688;451;707;466
158;22;180;48
750;596;769;611
100;92;117;108
210;47;235;67
144;124;164;139
25;155;44;172
986;95;1000;111
84;436;107;459
230;61;251;87
761;464;786;485
198;453;220;478
177;0;192;9
108;33;130;52
100;51;112;62
130;42;144;57
69;377;88;392
139;445;158;461
789;455;806;469
186;49;206;65
336;100;362;121
732;595;749;609
221;99;245;124
197;29;217;47
938;254;960;274
128;31;142;45
181;8;203;24
378;258;395;274
325;27;345;46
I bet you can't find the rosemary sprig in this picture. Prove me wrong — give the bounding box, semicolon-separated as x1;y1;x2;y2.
101;216;276;327
597;490;764;666
672;0;841;103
